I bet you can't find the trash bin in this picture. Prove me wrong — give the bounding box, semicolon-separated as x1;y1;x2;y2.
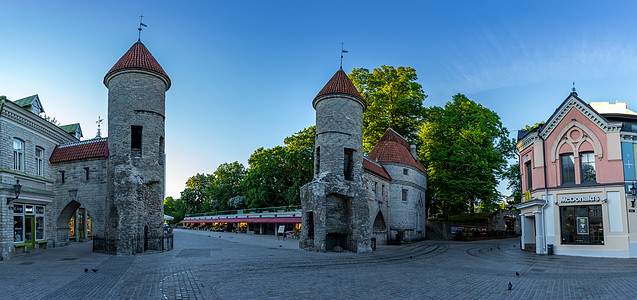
547;244;554;255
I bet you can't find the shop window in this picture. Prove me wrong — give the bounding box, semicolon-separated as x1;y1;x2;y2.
560;205;604;245
580;152;596;183
560;154;575;185
344;148;354;180
35;147;44;176
525;161;532;191
131;125;143;157
36;217;44;240
13;139;24;171
13;204;24;243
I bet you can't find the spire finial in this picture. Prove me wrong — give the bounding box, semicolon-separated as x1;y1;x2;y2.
340;43;348;69
572;81;576;94
96;116;103;138
138;15;147;42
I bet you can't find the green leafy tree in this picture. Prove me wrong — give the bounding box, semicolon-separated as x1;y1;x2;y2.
164;196;176;216
242;126;315;208
180;173;215;213
503;162;522;204
419;94;515;217
208;161;247;210
349;66;427;152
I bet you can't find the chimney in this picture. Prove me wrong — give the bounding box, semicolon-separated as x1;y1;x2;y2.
410;144;417;160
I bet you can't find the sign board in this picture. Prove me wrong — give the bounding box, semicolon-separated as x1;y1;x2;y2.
560;195;601;203
278;225;285;234
576;217;589;235
524;190;532;201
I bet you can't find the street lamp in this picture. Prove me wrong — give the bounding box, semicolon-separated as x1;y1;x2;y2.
6;179;22;205
630;182;637;208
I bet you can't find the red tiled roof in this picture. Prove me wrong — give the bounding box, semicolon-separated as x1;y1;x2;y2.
104;41;171;89
363;157;392;181
368;128;426;173
50;138;109;163
314;68;365;104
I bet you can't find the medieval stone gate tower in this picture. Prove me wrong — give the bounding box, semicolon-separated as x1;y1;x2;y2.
99;41;170;254
299;68;371;253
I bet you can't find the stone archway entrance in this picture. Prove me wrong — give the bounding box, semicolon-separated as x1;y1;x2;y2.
56;200;92;247
372;210;388;245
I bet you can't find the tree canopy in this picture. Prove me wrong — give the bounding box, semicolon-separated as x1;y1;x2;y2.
419;94;515;217
242;126;315;208
349;66;427;152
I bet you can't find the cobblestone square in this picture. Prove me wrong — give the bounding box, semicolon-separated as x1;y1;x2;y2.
2;229;637;299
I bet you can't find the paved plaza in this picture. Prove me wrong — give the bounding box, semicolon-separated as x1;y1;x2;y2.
2;230;637;299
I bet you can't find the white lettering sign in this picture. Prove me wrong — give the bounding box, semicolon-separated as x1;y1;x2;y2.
559;196;601;203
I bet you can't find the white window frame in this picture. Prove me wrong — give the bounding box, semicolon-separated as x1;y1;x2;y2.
13;139;24;171
35;147;44;176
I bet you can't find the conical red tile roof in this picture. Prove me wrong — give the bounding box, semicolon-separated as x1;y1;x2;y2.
368;128;426;173
314;68;365;104
104;41;171;89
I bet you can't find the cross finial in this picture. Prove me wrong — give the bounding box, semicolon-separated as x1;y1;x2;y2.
138;15;147;42
340;43;349;69
96;116;103;138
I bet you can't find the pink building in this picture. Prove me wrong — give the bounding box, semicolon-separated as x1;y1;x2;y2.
516;91;637;257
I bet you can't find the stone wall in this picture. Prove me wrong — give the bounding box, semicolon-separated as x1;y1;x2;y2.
382;163;427;242
51;157;108;247
102;71;166;255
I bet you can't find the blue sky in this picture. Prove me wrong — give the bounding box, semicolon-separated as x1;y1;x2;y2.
3;1;637;199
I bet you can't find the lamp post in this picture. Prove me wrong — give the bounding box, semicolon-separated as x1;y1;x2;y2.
630;182;637;208
6;179;22;205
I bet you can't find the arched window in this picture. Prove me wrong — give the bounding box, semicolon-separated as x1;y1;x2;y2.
13;139;24;171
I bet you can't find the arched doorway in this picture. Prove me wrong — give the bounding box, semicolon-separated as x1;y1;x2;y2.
56;200;93;246
372;210;387;245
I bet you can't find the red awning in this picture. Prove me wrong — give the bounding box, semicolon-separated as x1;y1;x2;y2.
181;217;301;224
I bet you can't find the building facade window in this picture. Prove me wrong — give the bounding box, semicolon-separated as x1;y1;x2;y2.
13;139;24;171
560;205;603;245
84;167;90;181
344;148;354;180
402;188;408;201
560;154;575;185
131;125;143;157
580;152;596;183
525;161;532;191
403;168;408;175
13;204;24;242
35;147;44;176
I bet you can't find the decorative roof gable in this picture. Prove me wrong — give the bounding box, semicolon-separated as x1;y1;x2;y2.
368;128;426;173
13;94;44;115
59;123;83;139
104;41;171;90
50;138;109;163
539;93;622;139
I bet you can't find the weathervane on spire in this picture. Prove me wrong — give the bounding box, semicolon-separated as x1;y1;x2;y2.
340;43;349;69
96;116;103;138
138;15;147;42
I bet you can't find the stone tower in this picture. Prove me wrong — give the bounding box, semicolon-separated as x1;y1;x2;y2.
99;41;170;254
300;68;371;253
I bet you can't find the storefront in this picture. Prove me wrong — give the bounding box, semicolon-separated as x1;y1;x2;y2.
13;203;47;251
516;92;636;257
